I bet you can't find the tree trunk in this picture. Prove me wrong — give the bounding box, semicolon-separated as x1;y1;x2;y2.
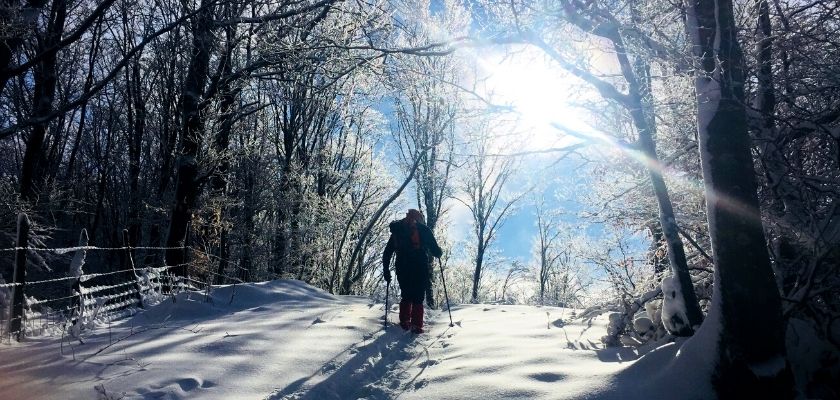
164;0;215;275
471;239;485;303
685;0;792;396
239;156;256;282
19;0;67;201
65;17;102;178
211;20;238;285
751;0;800;294
90;120;114;237
633;108;704;333
647;223;668;274
156;38;180;198
273;173;292;276
614;29;704;332
126;58;145;248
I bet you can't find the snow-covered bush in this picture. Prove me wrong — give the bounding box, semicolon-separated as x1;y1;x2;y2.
139;267;167;307
68;296;107;339
633;311;655;340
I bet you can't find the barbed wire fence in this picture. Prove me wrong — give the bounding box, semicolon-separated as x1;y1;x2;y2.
0;213;246;344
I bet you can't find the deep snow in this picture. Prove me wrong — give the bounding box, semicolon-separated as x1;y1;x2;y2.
0;280;669;399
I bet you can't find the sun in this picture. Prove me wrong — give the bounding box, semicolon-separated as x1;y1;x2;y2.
480;48;586;151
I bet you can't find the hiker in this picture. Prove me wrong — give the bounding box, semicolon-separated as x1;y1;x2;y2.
383;209;443;334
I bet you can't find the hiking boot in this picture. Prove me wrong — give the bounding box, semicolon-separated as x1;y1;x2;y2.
411;326;425;334
399;300;412;330
410;302;424;333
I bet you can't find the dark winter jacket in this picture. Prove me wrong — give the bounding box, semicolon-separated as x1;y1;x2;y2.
382;219;442;288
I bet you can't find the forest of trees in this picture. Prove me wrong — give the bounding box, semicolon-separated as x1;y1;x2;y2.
1;0;838;397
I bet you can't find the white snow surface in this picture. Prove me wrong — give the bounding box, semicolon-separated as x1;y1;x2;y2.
0;280;714;399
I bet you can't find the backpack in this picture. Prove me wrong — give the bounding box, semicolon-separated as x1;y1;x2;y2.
391;219;422;252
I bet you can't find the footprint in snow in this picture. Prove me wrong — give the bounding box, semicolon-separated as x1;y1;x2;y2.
529;372;564;382
137;377;215;399
417;359;439;368
311;317;326;325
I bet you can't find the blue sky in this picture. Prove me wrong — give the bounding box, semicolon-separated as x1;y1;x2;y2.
446;151;595;262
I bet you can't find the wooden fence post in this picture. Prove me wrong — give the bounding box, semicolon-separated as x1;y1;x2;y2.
10;213;30;341
123;229;144;309
70;229;88;325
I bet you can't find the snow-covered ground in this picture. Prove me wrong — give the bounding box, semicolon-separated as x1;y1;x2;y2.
0;280;645;399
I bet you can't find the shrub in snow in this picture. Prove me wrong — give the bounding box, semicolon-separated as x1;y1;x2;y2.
661;276;692;336
615;306;670;347
599;287;673;348
633;311;655;341
69;296;107;339
645;300;662;327
139;268;166;307
602;312;625;347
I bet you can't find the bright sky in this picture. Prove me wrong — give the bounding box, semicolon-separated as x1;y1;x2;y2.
443;46;595;262
476;47;591;151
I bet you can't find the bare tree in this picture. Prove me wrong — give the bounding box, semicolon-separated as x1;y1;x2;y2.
533;197;563;305
457;125;524;303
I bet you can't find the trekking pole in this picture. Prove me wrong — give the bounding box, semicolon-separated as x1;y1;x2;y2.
438;258;454;327
384;281;390;328
384;255;396;328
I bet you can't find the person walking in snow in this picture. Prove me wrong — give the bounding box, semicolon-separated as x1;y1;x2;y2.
383;209;443;334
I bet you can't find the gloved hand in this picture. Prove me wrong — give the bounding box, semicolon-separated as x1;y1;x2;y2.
384;272;392;284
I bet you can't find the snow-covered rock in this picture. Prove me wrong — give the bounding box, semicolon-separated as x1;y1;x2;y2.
661;276;691;336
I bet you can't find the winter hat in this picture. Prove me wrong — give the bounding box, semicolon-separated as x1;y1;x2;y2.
406;209;425;224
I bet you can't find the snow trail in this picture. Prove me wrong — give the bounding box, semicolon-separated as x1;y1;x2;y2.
266;309;458;400
0;281;634;399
